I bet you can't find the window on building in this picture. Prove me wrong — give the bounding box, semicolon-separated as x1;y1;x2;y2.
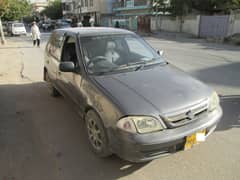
85;0;88;7
90;0;93;7
134;0;147;6
66;4;71;11
62;3;71;11
81;0;84;6
72;1;76;10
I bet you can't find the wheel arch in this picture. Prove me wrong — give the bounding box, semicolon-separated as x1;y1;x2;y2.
84;106;102;123
84;105;112;157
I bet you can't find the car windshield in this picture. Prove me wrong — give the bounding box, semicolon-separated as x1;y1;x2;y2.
80;34;165;75
14;23;24;27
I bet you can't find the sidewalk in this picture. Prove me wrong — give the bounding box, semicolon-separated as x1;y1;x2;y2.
139;30;209;44
0;38;30;84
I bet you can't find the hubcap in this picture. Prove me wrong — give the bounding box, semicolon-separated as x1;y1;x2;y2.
87;117;103;151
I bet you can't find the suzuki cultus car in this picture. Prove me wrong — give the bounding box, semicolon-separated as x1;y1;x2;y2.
44;27;222;162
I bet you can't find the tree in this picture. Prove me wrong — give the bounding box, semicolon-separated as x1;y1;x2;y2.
0;0;8;44
152;0;170;14
192;0;240;14
169;0;192;16
152;0;192;16
0;0;9;17
1;0;31;21
152;0;240;32
153;0;240;15
0;0;31;44
41;0;63;20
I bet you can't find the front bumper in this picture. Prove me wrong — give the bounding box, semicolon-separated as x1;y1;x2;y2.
13;31;26;35
109;107;222;162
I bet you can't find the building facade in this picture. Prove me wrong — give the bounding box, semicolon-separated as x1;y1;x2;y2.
62;0;116;26
112;0;152;32
32;2;48;13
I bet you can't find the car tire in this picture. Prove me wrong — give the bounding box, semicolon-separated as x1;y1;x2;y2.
85;110;112;157
45;71;61;97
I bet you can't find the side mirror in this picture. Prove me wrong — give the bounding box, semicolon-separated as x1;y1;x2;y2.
59;62;75;72
157;50;164;56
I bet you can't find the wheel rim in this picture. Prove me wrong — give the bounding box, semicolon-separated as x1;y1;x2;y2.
87;117;103;151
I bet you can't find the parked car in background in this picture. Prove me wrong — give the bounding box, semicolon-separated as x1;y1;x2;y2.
55;22;71;29
7;22;27;36
44;27;222;162
42;22;53;31
42;20;56;31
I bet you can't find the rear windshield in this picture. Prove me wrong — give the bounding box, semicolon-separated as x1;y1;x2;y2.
13;23;24;27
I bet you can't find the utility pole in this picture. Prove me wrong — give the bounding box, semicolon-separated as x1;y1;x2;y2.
77;1;82;22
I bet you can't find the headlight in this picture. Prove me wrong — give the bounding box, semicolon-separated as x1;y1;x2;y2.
209;91;220;112
117;116;164;134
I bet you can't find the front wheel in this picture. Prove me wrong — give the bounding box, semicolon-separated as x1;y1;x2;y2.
85;110;111;157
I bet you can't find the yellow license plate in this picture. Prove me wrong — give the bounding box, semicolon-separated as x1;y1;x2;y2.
184;129;206;150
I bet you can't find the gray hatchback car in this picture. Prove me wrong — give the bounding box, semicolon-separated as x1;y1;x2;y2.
44;27;222;162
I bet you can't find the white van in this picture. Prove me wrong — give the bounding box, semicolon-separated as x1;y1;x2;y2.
10;23;27;36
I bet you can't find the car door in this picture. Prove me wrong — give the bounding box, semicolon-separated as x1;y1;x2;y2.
57;34;85;114
45;31;64;87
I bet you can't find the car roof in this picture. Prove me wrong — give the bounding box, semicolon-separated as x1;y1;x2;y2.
54;27;135;37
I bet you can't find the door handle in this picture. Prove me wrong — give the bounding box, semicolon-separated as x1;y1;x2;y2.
58;71;61;75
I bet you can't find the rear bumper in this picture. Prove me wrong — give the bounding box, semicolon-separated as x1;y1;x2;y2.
109;107;222;162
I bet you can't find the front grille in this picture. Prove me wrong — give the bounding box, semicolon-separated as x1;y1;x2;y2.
164;99;209;127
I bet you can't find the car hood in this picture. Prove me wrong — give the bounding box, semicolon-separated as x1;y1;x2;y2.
13;27;26;31
93;65;212;115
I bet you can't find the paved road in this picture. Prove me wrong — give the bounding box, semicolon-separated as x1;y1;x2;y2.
146;35;240;96
0;34;239;180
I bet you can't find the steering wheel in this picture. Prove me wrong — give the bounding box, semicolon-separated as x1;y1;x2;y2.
86;56;108;68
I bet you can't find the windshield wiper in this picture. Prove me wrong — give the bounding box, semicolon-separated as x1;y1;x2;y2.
144;57;168;66
134;63;146;71
134;59;167;71
93;65;138;75
126;60;146;66
92;60;167;75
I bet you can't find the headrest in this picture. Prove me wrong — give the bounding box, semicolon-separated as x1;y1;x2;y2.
106;41;116;50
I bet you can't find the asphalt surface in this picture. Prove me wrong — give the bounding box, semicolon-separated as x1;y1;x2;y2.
0;33;239;180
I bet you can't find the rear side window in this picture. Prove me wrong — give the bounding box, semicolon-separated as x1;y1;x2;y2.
47;31;64;61
13;23;24;27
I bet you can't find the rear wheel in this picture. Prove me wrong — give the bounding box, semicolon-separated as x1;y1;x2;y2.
85;110;111;157
50;85;61;97
45;71;61;97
